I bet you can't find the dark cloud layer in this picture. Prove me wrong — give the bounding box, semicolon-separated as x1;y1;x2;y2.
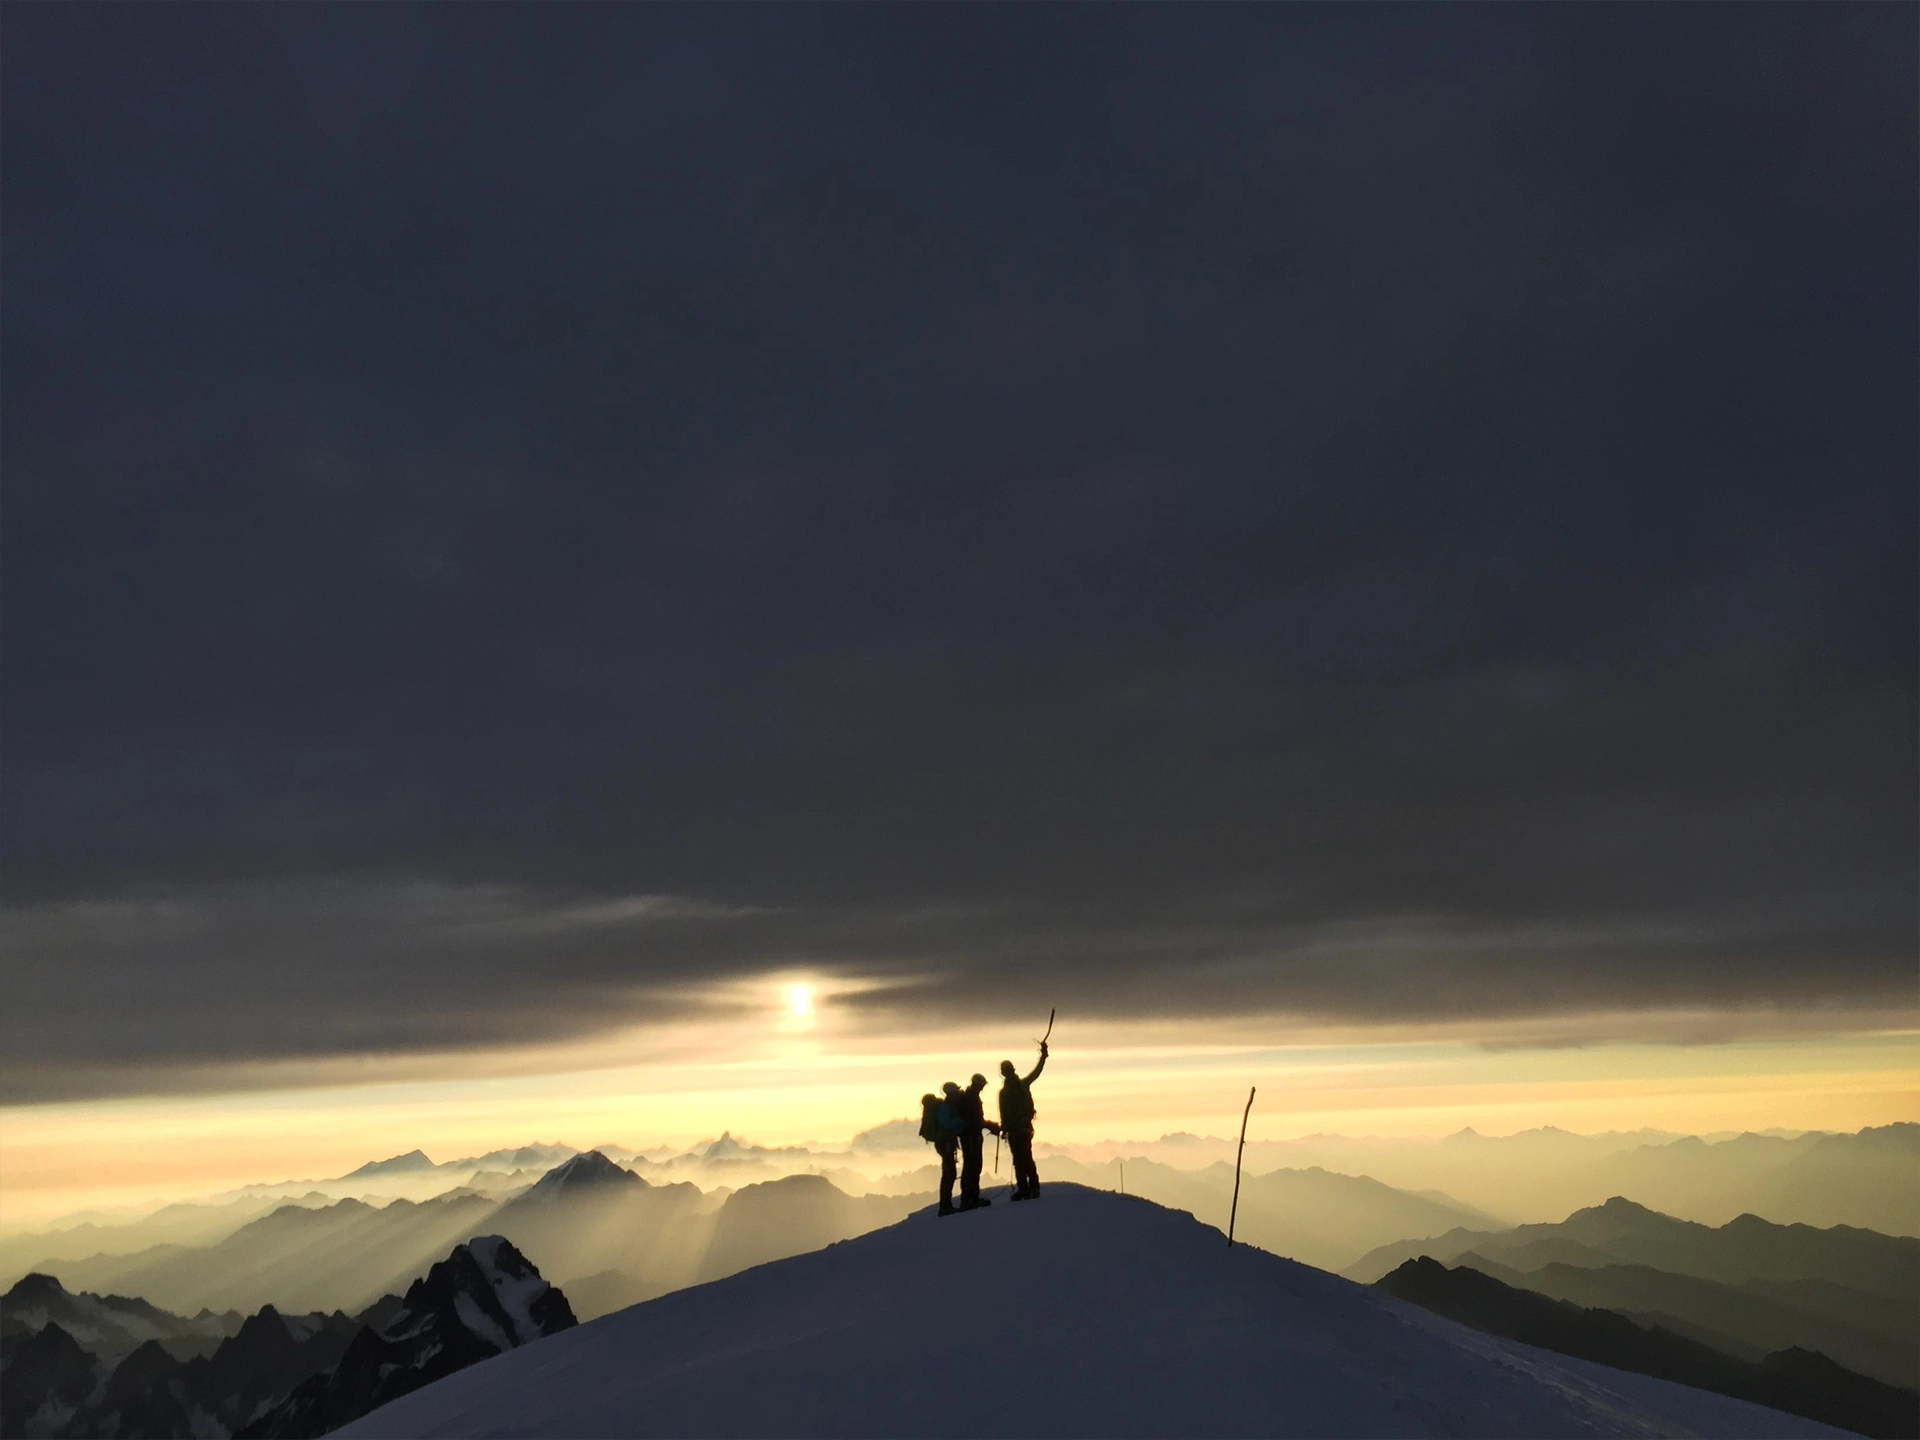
3;7;1914;1101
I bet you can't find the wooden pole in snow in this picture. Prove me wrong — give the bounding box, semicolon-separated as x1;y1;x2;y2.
1227;1086;1256;1248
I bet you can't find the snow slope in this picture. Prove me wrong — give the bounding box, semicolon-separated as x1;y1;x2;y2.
339;1186;1847;1439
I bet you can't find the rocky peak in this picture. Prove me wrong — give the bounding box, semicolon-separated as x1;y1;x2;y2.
241;1237;574;1439
2;1272;67;1307
524;1149;641;1198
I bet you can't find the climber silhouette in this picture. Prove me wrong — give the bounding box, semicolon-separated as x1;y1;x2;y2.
999;1040;1048;1199
956;1073;1000;1209
925;1083;965;1215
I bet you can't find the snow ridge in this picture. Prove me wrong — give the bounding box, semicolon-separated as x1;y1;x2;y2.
338;1186;1845;1440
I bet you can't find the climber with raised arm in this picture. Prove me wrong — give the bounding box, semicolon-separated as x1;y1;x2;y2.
998;1039;1048;1199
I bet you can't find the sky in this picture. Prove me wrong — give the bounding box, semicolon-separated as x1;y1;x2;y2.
2;6;1915;1223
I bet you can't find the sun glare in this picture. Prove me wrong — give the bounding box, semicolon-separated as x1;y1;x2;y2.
788;984;814;1018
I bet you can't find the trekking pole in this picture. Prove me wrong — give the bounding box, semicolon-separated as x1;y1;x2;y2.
1226;1086;1255;1249
993;1132;1000;1174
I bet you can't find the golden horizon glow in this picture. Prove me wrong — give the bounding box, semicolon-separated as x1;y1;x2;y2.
2;1004;1914;1233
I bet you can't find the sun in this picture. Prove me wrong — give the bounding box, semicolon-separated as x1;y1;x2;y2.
787;984;814;1019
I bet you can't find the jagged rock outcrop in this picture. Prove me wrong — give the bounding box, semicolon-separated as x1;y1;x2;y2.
0;1281;360;1439
241;1236;573;1439
0;1240;573;1439
188;1306;360;1433
60;1304;359;1439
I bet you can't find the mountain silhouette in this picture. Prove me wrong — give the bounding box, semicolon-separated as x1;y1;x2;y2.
1376;1256;1918;1439
29;1192;502;1316
1185;1122;1918;1232
1456;1250;1917;1388
11;1165;924;1326
517;1149;641;1199
1345;1194;1918;1388
14;1300;363;1438
1350;1194;1920;1296
1;1271;238;1362
338;1150;437;1180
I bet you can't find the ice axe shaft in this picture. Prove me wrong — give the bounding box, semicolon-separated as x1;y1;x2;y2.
1037;1007;1055;1048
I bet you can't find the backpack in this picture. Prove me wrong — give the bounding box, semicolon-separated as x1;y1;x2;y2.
918;1094;943;1144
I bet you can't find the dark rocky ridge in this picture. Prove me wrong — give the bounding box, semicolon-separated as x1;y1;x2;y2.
0;1272;239;1363
241;1236;573;1439
1377;1256;1920;1439
0;1241;569;1440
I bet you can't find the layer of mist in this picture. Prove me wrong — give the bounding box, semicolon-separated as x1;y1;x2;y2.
6;1123;1910;1312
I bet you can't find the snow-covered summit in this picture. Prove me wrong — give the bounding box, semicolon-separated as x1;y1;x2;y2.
339;1186;1842;1439
371;1234;574;1357
458;1236;566;1348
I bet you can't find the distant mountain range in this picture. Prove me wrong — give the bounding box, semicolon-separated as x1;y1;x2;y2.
1053;1123;1920;1232
8;1121;1908;1295
0;1195;345;1280
24;1192;506;1317
3;1149;1513;1312
4;1157;923;1323
1376;1256;1919;1440
1347;1195;1919;1389
1040;1154;1501;1271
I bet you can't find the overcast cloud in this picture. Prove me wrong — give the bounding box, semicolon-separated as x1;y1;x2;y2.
3;6;1913;1102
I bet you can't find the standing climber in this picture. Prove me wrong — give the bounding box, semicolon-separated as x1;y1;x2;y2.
957;1073;1001;1209
998;1040;1048;1199
924;1084;967;1215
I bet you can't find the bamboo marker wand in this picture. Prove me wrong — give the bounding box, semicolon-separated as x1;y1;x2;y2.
1227;1086;1256;1248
